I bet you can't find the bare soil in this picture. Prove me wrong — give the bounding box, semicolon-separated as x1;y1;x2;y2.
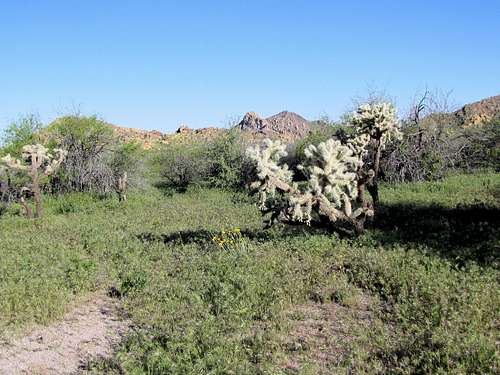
0;293;130;375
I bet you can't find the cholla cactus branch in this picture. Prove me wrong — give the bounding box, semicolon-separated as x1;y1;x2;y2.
351;102;401;146
246;139;294;209
0;144;67;218
351;102;401;208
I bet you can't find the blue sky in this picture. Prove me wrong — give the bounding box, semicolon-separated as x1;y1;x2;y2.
1;0;499;132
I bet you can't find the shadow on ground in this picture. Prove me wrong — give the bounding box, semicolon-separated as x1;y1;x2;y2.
137;202;499;267
136;226;327;247
372;202;500;267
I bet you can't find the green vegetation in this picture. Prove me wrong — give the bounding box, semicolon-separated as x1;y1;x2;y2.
155;128;248;192
0;104;498;373
1;173;498;374
0;114;43;157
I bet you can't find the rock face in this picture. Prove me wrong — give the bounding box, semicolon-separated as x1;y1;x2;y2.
112;125;167;149
239;112;268;133
266;111;310;139
176;124;192;134
454;95;500;126
238;110;311;142
112;124;222;149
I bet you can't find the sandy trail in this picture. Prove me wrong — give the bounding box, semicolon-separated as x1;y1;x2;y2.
0;293;130;375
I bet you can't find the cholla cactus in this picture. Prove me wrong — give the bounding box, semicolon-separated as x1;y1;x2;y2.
295;139;367;222
351;102;401;146
247;137;373;233
246;139;294;209
247;102;400;234
1;144;67;218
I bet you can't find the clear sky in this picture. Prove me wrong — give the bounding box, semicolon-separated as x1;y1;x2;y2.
1;0;499;132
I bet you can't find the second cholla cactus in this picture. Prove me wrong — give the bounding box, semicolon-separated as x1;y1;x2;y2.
1;144;67;218
351;102;401;207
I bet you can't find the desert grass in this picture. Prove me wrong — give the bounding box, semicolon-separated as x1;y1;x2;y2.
0;172;498;373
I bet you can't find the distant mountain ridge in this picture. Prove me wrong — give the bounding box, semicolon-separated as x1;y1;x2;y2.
108;95;499;148
110;110;312;148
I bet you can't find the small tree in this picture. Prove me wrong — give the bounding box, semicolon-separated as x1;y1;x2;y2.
108;141;144;202
246;103;400;234
1;144;66;218
46;115;115;194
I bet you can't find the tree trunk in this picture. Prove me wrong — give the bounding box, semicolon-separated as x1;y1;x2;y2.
19;197;33;219
367;183;379;211
368;139;382;211
31;161;43;218
117;172;127;202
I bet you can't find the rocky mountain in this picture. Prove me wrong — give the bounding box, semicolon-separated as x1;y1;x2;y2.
454;94;500;126
237;110;311;142
111;110;311;149
111;125;166;149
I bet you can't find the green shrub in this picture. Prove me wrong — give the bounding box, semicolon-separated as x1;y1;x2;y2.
205;129;246;190
157;141;209;192
459;119;500;171
0;114;43;157
156;130;248;192
382;118;500;183
46;115;115;193
44;115;146;196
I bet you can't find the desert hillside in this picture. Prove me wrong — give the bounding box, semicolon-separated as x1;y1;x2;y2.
454;94;500;126
111;124;223;149
110;110;313;148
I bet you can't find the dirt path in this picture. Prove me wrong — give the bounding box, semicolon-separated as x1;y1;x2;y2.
0;293;130;375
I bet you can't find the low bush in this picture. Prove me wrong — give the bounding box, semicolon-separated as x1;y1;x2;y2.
157;141;209;192
205;129;247;190
381;116;499;183
46;115;116;194
156;130;248;192
458;119;500;171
